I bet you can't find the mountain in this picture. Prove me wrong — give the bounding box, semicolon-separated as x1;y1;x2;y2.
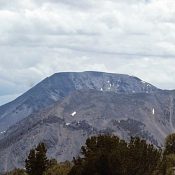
0;89;175;172
0;71;158;132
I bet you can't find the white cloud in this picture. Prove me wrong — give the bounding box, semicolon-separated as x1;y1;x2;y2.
0;0;175;105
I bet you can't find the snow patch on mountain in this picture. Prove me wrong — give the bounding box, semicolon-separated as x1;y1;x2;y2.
0;131;5;134
71;111;77;117
152;108;155;115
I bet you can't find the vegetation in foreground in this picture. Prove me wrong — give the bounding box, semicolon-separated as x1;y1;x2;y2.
4;133;175;175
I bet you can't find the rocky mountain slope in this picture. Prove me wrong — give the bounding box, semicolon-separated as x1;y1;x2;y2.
0;88;175;172
0;71;158;132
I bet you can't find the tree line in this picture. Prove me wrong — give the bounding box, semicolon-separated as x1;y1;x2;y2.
4;133;175;175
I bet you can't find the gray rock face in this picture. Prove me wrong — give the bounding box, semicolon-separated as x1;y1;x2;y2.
0;71;158;132
0;89;175;172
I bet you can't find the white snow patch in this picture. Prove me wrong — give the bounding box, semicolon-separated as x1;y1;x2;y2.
107;80;112;88
0;130;6;134
141;80;146;84
71;111;77;116
66;123;70;126
100;88;103;91
152;108;155;115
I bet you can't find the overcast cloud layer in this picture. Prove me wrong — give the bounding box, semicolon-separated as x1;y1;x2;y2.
0;0;175;105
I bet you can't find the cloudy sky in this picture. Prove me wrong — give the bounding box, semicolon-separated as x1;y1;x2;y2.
0;0;175;105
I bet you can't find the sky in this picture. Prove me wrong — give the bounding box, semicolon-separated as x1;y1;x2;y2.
0;0;175;105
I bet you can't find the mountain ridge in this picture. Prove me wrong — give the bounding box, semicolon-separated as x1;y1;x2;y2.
0;71;158;132
0;89;175;172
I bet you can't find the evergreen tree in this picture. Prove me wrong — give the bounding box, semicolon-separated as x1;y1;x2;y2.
68;135;161;175
156;133;175;175
164;133;175;155
35;143;49;175
25;143;49;175
25;149;36;175
126;137;161;175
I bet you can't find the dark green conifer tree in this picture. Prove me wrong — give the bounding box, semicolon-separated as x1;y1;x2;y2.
25;149;36;175
164;133;175;155
68;135;161;175
25;143;49;175
35;143;49;175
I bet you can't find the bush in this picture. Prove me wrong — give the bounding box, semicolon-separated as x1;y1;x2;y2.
44;161;72;175
4;168;27;175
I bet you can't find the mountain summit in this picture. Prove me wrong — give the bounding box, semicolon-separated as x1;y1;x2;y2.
0;71;158;132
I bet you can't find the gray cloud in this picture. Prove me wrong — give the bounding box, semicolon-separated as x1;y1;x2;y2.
0;0;175;105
